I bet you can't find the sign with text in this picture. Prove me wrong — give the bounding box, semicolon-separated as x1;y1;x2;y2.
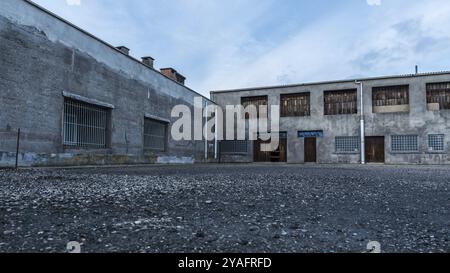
298;130;324;138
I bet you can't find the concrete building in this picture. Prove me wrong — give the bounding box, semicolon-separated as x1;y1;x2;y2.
0;0;216;167
2;1;450;167
212;72;450;165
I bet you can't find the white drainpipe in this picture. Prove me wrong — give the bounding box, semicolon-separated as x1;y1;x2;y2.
355;81;365;164
204;99;208;161
214;106;219;160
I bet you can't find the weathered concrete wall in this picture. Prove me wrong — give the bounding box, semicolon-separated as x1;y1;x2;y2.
0;0;215;167
212;73;450;165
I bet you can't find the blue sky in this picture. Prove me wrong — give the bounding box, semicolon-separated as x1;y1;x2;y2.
33;0;450;97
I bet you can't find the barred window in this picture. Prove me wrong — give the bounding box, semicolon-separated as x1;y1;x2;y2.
324;89;357;115
281;93;310;117
428;134;445;152
373;85;409;107
144;118;168;151
63;98;110;148
427;82;450;110
220;140;248;154
241;96;268;119
391;135;419;152
335;136;360;153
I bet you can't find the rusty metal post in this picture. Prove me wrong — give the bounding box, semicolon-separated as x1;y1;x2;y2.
15;128;21;170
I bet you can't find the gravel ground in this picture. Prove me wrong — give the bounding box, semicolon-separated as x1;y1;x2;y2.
0;164;449;253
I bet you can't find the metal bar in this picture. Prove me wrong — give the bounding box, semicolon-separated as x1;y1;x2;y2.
214;106;219;160
15;128;21;170
63;99;108;148
204;100;208;160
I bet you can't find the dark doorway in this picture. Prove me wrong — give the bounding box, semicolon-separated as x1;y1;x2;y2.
304;137;317;163
365;136;385;163
254;133;287;163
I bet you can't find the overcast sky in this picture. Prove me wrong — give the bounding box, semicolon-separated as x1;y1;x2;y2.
32;0;450;97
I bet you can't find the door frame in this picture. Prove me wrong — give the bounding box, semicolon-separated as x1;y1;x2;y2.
365;136;385;163
304;137;317;163
254;132;287;163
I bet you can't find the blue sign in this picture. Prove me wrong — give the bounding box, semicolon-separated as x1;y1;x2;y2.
298;130;324;138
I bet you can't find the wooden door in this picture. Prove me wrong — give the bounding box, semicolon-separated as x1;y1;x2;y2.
365;137;385;163
304;137;317;163
254;139;270;162
254;133;287;163
279;137;287;163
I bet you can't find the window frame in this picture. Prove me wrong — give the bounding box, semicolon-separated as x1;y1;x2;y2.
426;82;450;110
241;96;268;119
428;134;445;153
323;89;358;116
220;140;249;155
335;136;360;154
372;85;410;114
390;135;419;153
280;92;311;117
143;117;169;152
63;98;111;149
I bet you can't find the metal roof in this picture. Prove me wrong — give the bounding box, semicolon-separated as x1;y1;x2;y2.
210;71;450;94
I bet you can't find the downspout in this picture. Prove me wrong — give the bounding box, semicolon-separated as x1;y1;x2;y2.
204;99;208;161
355;81;365;164
214;106;219;160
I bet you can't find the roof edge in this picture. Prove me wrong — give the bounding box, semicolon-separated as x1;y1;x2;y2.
210;71;450;94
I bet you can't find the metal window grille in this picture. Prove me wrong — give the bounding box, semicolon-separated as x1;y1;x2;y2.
427;82;450;110
324;89;357;115
428;134;445;152
281;93;310;117
241;96;268;119
335;136;360;153
63;99;109;148
144;118;167;151
220;140;248;154
372;85;409;107
391;135;419;152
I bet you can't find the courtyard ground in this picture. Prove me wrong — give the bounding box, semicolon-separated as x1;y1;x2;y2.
0;164;449;253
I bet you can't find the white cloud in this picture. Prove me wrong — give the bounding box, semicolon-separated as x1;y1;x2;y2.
367;0;381;6
66;0;81;6
199;0;450;93
31;0;450;96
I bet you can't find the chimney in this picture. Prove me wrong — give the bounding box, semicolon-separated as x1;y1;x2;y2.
160;67;186;85
415;65;419;74
141;56;154;68
116;46;130;55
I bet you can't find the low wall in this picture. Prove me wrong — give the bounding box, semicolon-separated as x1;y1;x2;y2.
0;151;201;167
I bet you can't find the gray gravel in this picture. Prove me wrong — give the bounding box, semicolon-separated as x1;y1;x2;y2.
0;164;449;253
